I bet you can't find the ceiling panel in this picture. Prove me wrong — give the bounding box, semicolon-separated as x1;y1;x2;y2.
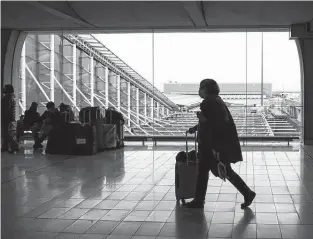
1;1;313;31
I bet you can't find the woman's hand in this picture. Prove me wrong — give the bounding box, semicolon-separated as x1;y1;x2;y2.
188;127;196;134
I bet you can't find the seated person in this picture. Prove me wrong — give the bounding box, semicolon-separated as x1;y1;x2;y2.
33;101;61;149
59;103;75;123
16;102;41;142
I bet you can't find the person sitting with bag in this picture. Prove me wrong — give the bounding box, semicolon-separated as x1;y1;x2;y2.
16;102;41;143
185;78;256;209
33;101;61;149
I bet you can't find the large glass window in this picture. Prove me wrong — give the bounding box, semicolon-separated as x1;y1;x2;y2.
18;31;301;141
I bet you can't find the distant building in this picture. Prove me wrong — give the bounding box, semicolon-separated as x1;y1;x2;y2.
164;83;272;97
163;82;273;107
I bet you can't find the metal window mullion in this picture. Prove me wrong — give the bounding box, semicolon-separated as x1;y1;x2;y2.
117;74;121;111
35;35;41;103
127;82;131;127
21;42;26;113
50;34;55;102
105;67;109;108
144;93;147;123
72;43;77;107
156;101;160;119
136;88;140;124
261;31;264;106
150;97;154;119
90;56;94;106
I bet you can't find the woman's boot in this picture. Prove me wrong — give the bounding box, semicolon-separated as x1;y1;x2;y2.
227;169;256;209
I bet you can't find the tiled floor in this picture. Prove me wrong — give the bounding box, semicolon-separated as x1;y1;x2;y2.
2;142;313;239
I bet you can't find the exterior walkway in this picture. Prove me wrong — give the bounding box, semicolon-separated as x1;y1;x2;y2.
2;142;313;239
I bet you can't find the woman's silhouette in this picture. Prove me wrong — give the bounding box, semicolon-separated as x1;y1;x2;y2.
185;79;256;209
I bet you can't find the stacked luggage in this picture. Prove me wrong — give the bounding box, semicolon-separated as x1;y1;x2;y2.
60;103;75;123
46;122;97;156
78;107;104;153
46;106;125;155
69;122;97;155
79;106;103;125
79;107;124;151
47;106;99;155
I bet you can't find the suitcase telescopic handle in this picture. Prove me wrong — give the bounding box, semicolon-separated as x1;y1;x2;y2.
186;131;197;165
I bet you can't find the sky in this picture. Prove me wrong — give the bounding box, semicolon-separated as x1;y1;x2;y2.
94;32;301;92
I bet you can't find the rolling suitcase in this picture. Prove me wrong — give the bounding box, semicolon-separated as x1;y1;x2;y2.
175;132;198;204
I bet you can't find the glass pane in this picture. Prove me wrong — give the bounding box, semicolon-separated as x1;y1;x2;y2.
17;31;302;146
93;33;154;138
154;32;247;140
263;32;302;139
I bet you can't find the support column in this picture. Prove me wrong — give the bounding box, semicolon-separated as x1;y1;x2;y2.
117;74;121;111
150;97;154;119
90;56;94;106
127;82;131;127
1;29;27;91
144;93;147;122
1;30;27;119
136;88;140;124
60;37;65;103
105;67;109;108
261;31;264;107
50;34;55;102
35;35;40;103
291;23;313;145
72;43;77;107
162;105;165;117
21;43;26;113
297;39;313;145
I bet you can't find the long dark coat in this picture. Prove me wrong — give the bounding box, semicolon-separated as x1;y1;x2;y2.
198;95;243;164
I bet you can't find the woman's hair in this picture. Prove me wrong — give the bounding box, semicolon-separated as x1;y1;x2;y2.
4;84;14;94
200;78;220;95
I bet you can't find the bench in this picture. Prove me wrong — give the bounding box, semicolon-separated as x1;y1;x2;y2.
124;135;300;146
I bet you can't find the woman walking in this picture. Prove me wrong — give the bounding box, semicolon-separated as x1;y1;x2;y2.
185;79;255;209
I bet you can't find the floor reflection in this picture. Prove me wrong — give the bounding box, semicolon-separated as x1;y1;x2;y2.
175;204;209;239
1;143;313;239
232;207;255;238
